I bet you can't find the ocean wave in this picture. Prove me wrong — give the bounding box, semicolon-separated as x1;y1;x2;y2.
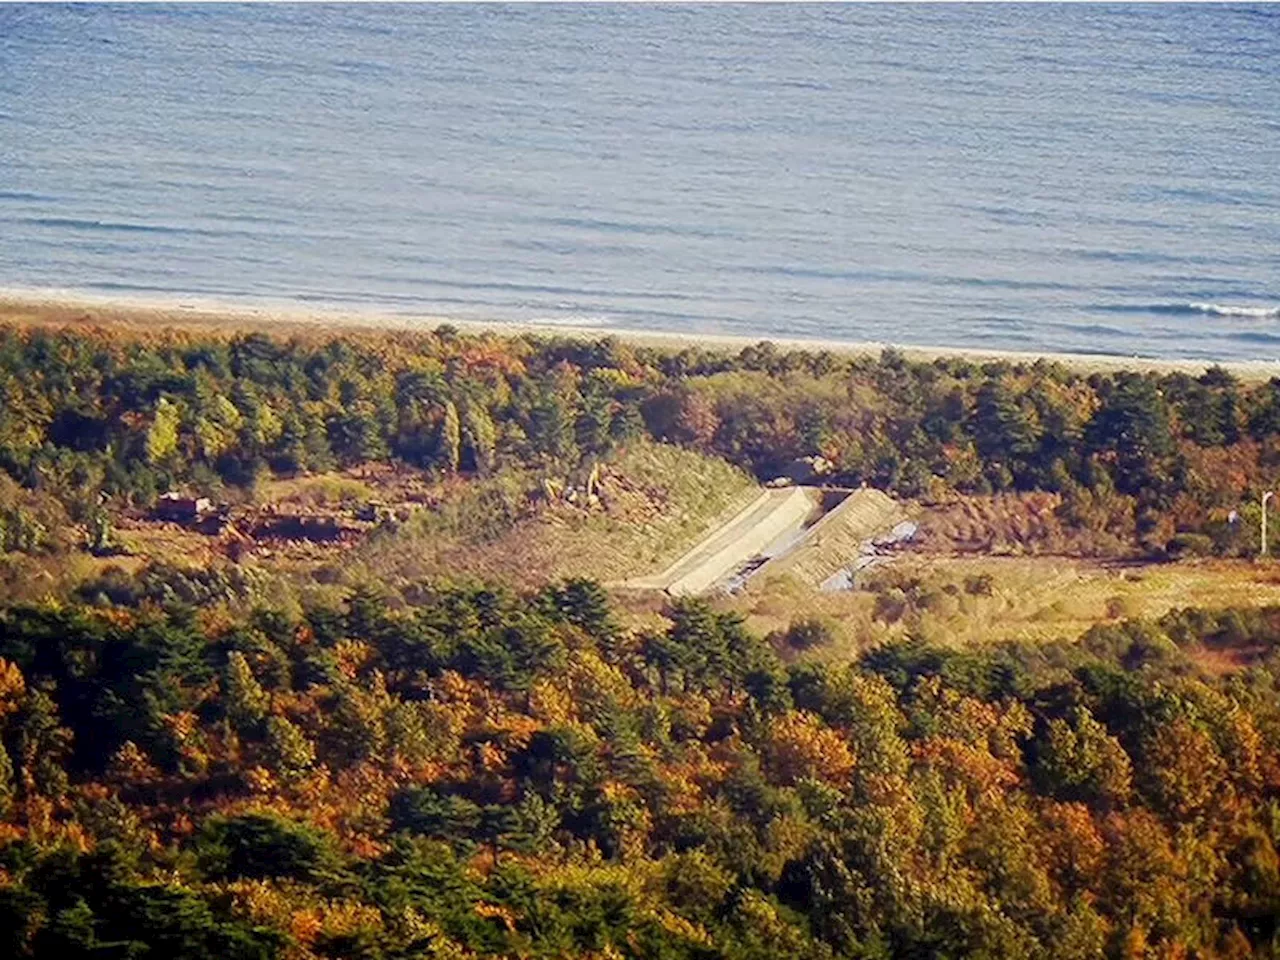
1104;302;1280;320
1186;302;1280;319
1228;330;1280;346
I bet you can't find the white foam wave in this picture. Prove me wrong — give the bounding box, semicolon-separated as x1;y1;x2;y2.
1187;302;1280;319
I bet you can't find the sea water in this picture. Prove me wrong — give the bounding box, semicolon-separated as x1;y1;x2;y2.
2;3;1279;361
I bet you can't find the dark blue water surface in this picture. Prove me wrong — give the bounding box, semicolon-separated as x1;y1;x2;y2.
2;3;1280;360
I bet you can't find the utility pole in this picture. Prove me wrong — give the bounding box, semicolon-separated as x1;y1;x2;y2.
1263;491;1274;557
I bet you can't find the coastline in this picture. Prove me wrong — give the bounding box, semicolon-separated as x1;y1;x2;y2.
1;287;1277;380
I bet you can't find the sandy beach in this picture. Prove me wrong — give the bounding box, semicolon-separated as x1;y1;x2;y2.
2;287;1277;381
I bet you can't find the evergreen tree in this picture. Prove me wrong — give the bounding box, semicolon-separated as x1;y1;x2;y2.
263;715;315;781
145;397;182;465
1085;374;1173;495
15;685;72;801
224;652;269;731
462;403;496;475
440;400;461;474
972;379;1039;488
1034;705;1133;809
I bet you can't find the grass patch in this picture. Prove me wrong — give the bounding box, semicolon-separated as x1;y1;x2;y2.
262;474;378;507
342;440;758;591
730;554;1280;659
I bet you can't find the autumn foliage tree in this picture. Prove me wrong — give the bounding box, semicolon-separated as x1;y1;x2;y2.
0;581;1274;957
0;324;1275;556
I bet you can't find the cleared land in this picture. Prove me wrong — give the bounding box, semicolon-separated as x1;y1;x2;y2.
66;441;761;601
385;443;762;590
753;487;906;588
622;486;821;595
911;491;1130;557
728;552;1280;663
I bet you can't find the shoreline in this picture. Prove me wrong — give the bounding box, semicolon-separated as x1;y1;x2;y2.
1;287;1277;380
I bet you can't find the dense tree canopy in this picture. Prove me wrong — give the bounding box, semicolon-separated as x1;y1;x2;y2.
1;324;1278;556
0;579;1279;958
3;322;1280;957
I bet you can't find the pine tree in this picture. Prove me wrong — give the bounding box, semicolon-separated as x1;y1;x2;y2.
1085;374;1173;495
478;804;520;867
17;686;72;801
1035;706;1132;808
145;397;182;465
440;400;461;475
264;715;315;781
462;403;496;475
224;653;269;731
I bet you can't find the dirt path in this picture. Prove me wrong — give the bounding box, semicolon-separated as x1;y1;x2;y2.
622;487;821;595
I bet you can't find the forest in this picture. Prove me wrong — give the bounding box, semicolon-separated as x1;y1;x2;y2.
2;582;1280;958
0;322;1276;558
1;321;1280;958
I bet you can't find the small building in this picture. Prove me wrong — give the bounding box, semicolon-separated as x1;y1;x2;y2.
154;493;213;524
